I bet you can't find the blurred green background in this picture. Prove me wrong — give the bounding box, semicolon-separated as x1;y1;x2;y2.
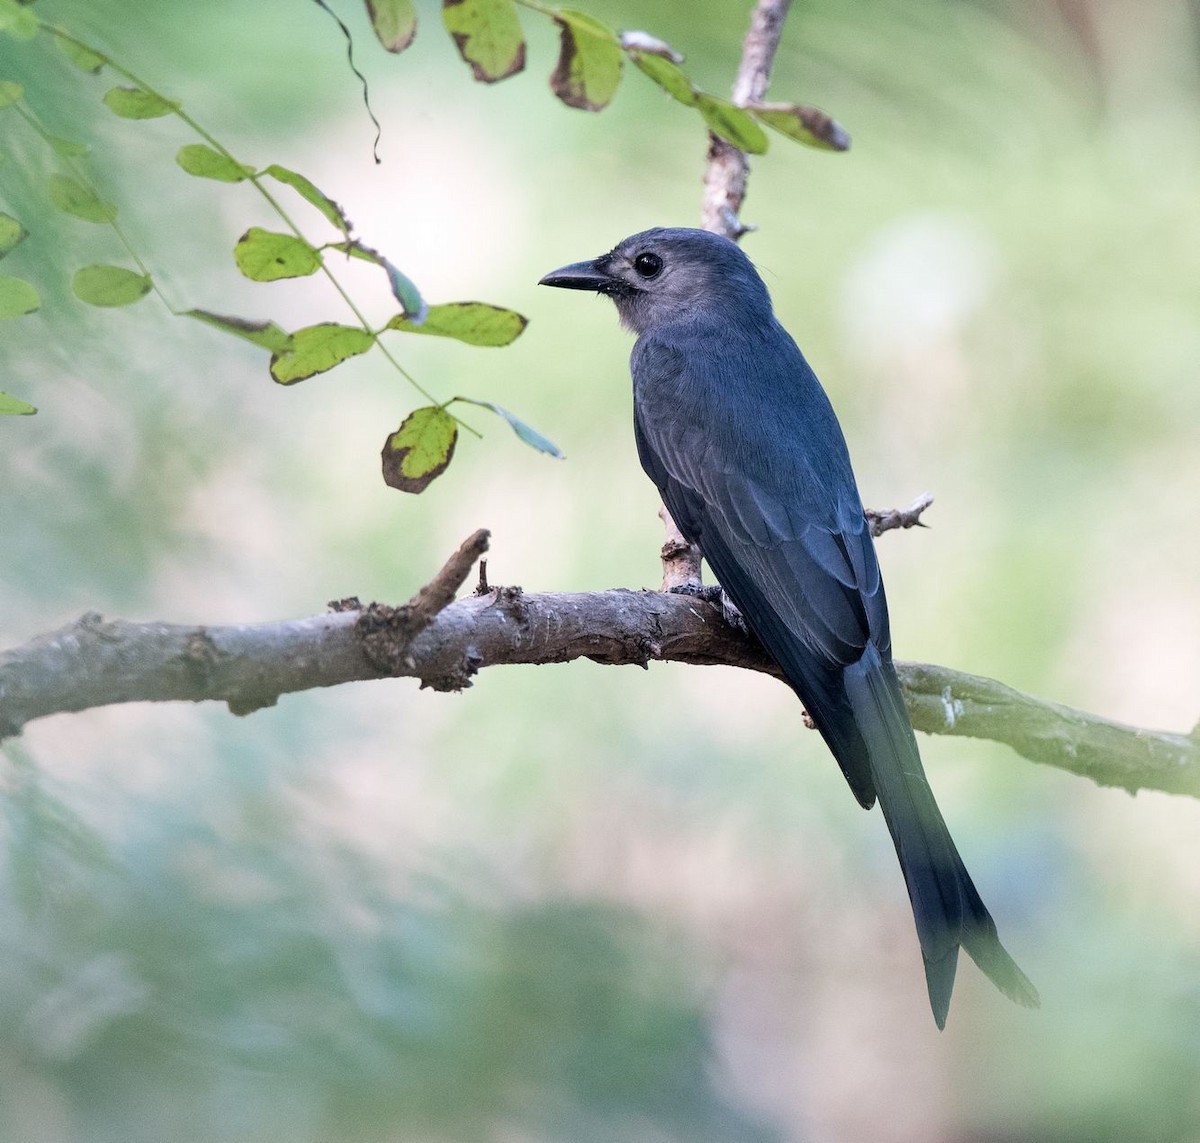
3;0;1200;1139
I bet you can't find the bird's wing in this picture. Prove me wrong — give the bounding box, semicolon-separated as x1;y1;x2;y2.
632;334;889;806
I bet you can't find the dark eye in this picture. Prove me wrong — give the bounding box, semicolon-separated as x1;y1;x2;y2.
633;252;663;279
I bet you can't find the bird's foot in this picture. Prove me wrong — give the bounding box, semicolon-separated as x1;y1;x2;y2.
668;583;750;636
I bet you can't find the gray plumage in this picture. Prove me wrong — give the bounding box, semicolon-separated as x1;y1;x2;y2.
540;226;1038;1028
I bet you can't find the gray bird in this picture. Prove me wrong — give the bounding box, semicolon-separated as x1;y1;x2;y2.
539;226;1038;1028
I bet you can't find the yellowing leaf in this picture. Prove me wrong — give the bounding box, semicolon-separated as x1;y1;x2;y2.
186;310;293;353
381;406;458;493
551;9;623;111
331;240;425;320
72;264;153;307
264;165;352;237
442;0;525;83
234;228;322;282
386;301;525;347
750;102;851;151
269;323;375;384
366;0;417;51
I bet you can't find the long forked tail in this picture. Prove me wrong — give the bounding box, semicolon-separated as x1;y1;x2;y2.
843;644;1040;1028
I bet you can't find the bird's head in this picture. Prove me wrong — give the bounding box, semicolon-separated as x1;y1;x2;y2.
538;227;772;336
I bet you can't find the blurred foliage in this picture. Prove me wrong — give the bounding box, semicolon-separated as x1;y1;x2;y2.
1;747;768;1141
2;0;1200;1139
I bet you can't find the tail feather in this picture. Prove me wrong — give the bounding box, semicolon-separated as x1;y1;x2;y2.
844;644;1039;1027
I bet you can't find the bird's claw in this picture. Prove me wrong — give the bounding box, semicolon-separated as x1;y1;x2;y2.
668;583;750;635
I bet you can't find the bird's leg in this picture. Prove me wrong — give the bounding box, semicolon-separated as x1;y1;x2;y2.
657;504;751;633
658;505;704;591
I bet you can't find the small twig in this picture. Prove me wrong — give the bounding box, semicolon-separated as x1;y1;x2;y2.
405;529;491;625
355;529;490;677
658;505;704;591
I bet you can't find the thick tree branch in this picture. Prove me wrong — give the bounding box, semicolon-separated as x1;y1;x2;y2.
2;563;1196;796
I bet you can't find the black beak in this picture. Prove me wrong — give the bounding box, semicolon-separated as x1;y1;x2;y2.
538;258;613;292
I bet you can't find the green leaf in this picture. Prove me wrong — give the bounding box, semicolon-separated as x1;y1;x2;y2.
55;33;106;73
0;274;39;317
263;165;351;237
386;301;525;347
366;0;417;51
47;173;117;223
176;143;255;183
47;134;89;158
381;405;458;493
0;211;27;257
269;323;375;384
695;93;768;154
0;3;37;40
234;227;322;282
442;0;525;83
102;85;179;120
71;264;152;307
748;102;850;151
0;390;36;415
550;9;623;111
330;240;424;320
0;80;22;108
629;50;695;106
185;309;293;353
453;397;563;457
